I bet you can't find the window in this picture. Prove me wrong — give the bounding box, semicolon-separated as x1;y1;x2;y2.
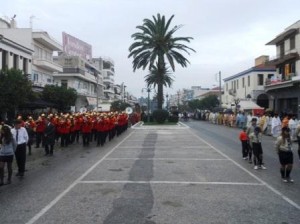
61;80;68;88
258;74;264;85
237;79;239;89
226;83;228;91
248;76;250;87
242;77;245;87
33;73;39;82
290;36;295;50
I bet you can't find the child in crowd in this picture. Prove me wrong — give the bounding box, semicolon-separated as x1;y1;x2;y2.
249;126;266;170
275;127;294;183
239;127;249;160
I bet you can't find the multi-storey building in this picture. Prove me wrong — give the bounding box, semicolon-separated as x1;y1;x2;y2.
54;54;103;111
223;56;276;111
92;57;115;103
31;31;63;92
265;20;300;118
0;17;33;74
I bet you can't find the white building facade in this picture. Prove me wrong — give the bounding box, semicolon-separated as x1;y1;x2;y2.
53;54;103;111
0;18;33;74
31;31;63;92
223;59;277;110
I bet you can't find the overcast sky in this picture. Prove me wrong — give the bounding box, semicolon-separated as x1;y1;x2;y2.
2;0;300;98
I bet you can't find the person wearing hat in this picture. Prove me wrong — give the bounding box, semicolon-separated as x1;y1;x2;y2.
11;119;29;177
275;127;294;183
35;116;46;148
44;117;56;156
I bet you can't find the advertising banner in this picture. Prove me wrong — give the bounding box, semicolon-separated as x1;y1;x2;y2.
62;32;92;60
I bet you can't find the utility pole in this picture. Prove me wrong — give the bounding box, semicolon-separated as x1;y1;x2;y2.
219;71;222;107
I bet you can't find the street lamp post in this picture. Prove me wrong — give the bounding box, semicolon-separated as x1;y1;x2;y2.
177;91;180;111
147;88;150;122
166;94;169;111
123;85;127;102
142;87;152;123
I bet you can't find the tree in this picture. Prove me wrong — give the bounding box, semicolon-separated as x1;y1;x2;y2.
188;95;219;111
128;13;195;109
42;85;77;112
145;64;174;89
0;68;34;119
201;95;219;110
110;100;131;112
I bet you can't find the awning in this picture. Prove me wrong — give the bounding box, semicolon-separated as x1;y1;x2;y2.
237;100;263;110
86;97;97;106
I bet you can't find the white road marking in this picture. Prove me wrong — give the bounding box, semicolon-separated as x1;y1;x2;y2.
118;146;211;148
79;180;264;186
188;129;300;210
26;126;300;224
104;158;228;161
25;132;135;224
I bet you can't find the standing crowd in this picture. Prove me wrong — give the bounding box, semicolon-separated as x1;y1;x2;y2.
0;111;130;186
198;110;300;183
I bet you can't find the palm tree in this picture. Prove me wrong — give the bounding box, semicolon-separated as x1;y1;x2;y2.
145;64;174;89
128;13;195;109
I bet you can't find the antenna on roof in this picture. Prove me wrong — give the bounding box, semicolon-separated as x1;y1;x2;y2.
30;15;35;28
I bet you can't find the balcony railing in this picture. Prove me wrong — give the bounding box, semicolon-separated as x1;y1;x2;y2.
265;73;297;86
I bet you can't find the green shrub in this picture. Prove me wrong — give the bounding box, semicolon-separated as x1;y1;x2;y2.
168;115;179;123
143;114;153;123
152;109;169;123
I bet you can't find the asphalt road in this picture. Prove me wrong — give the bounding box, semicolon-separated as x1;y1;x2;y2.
0;120;299;224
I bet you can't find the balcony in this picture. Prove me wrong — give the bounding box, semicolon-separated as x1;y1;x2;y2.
266;52;299;66
33;58;63;72
103;88;115;94
33;31;62;51
264;73;300;92
103;77;114;83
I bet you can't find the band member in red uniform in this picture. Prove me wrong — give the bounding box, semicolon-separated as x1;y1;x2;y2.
25;116;36;155
81;115;92;146
60;116;70;147
95;114;105;146
35;115;46;148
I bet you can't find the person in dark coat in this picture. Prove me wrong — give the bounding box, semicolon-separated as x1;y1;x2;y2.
44;117;56;156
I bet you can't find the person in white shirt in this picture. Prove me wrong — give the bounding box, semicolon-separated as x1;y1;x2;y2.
288;115;297;141
11;119;29;177
271;113;282;138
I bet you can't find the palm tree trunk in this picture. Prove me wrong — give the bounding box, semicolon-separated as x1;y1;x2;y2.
157;83;163;109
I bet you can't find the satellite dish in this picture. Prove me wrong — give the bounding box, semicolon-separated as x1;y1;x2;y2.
125;107;133;114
